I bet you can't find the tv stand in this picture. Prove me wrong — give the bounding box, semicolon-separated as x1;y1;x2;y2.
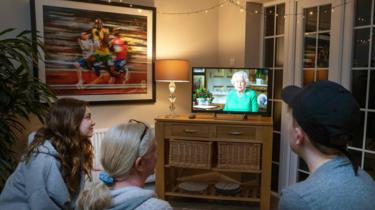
211;112;249;121
154;115;273;210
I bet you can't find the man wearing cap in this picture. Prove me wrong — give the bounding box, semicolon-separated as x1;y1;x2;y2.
279;80;375;210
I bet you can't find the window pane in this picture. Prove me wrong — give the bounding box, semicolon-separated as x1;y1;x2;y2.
350;111;365;148
319;4;331;31
317;33;330;68
364;153;375;180
275;37;284;67
298;171;309;182
316;69;328;81
264;38;274;67
355;0;371;26
369;71;375;109
274;70;283;99
304;34;317;68
351;70;368;108
366;111;375;150
276;4;285;35
272;133;280;162
271;163;279;192
353;28;370;67
303;69;315;85
265;6;275;36
273;101;281;131
304;7;317;33
371;28;375;67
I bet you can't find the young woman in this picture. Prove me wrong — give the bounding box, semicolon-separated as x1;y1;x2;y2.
0;98;95;209
77;120;172;210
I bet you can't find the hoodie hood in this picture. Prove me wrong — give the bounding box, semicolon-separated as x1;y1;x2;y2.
35;140;59;158
107;186;155;210
28;132;59;158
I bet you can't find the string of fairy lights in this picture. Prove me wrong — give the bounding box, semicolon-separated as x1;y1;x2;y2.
156;0;353;17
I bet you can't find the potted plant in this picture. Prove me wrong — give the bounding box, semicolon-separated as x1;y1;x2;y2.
0;28;56;190
193;87;214;105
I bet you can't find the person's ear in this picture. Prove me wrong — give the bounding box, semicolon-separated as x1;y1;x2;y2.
134;157;144;172
135;156;149;173
293;127;305;145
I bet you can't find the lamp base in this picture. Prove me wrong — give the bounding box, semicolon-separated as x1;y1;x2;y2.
165;113;179;118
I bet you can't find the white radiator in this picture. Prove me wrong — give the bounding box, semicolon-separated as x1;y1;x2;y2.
92;128;107;170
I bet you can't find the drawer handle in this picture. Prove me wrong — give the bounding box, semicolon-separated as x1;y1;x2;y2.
228;131;243;135
184;129;198;133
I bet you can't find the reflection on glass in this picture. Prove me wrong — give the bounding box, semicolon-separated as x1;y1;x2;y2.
371;28;375;67
276;4;285;35
355;0;371;26
364;153;375;180
369;71;375;109
275;37;284;67
272;133;280;162
352;70;368;108
265;38;274;67
271;164;279;192
366;112;375;151
317;33;330;67
304;7;317;33
273;101;281;131
319;4;331;31
303;69;315;85
274;70;283;99
299;157;308;172
304;34;317;68
349;111;364;148
353;28;370;67
316;69;328;81
265;6;275;36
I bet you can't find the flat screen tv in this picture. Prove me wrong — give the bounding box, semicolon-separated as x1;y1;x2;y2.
192;67;271;115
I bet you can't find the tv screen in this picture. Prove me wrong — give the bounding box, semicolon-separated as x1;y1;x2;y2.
192;67;271;115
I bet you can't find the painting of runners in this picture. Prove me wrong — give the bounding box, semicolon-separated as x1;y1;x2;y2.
31;0;155;102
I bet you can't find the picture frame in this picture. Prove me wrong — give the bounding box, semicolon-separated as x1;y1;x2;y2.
31;0;156;103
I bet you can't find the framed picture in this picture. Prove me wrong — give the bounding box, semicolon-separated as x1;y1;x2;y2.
31;0;156;103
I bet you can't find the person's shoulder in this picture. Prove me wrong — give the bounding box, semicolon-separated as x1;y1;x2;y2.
137;197;172;210
279;185;311;210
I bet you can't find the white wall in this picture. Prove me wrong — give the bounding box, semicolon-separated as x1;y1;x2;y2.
218;0;246;67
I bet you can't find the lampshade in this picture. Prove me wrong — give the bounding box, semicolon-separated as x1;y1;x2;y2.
155;59;190;82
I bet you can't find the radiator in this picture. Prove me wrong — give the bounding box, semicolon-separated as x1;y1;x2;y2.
92;128;107;170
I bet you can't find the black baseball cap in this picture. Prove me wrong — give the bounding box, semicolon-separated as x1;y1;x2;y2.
281;80;361;149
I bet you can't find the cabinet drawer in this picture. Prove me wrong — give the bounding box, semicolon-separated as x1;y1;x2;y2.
168;124;210;138
216;126;256;139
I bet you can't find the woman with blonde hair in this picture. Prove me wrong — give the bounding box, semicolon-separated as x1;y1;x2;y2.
0;98;95;209
77;120;172;210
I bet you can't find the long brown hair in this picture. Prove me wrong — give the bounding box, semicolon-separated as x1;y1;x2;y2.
23;98;94;193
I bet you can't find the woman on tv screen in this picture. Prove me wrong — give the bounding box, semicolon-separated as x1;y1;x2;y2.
223;71;258;112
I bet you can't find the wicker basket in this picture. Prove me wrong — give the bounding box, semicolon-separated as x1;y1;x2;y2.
217;142;261;170
169;140;212;169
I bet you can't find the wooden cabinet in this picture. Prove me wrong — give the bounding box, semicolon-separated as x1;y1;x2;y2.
155;115;273;210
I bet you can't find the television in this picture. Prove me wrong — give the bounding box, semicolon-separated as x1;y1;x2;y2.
192;67;271;115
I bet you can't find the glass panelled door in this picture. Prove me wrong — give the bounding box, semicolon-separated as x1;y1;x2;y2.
293;0;344;181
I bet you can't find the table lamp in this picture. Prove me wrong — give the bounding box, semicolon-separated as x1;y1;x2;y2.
155;59;190;117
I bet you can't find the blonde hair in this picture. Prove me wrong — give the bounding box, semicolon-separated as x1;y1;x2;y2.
77;121;154;210
231;70;249;85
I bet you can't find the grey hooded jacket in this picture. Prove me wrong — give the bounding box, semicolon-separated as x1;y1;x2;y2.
107;186;172;210
0;140;80;210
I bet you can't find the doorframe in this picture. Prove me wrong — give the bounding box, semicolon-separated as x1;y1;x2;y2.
278;0;353;191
